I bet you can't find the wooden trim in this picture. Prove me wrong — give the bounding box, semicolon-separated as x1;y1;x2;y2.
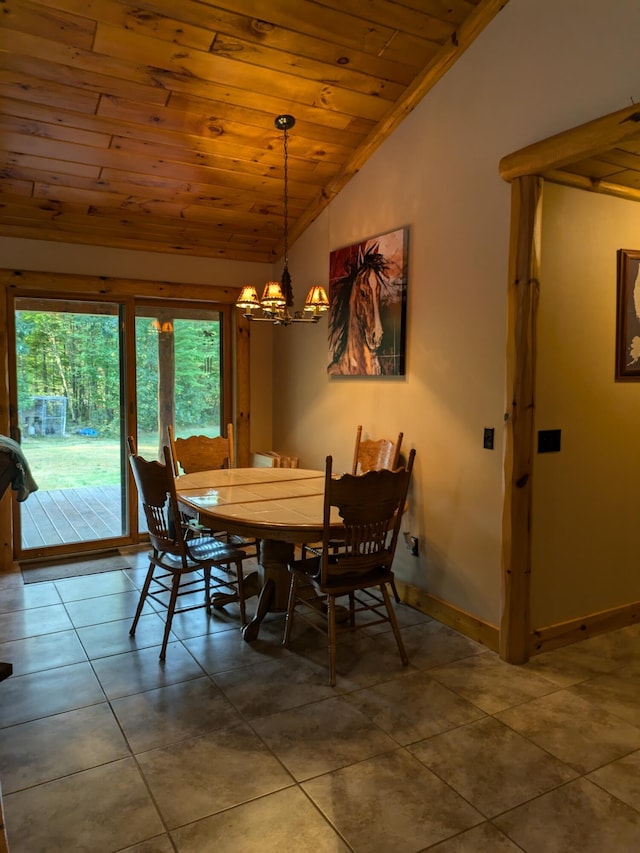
219;304;234;436
0;291;7;435
235;313;251;467
500;176;542;664
122;297;138;546
0;490;15;573
531;601;640;656
499;104;640;182
542;169;640;204
0;285;11;572
0;269;240;304
396;579;500;653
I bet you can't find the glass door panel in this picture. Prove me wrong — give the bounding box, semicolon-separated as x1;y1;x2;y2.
13;298;127;555
134;305;225;459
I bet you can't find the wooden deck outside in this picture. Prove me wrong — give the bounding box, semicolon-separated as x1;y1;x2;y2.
19;485;144;550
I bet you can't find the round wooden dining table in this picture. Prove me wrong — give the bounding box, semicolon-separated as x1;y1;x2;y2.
175;466;344;641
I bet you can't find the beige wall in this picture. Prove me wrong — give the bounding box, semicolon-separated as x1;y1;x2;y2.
0;237;267;285
533;184;640;627
272;0;640;627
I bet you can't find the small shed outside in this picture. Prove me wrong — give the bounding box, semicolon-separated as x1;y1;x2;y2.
24;396;67;437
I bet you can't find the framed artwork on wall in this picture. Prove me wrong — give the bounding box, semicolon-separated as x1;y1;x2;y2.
327;226;408;376
616;248;640;380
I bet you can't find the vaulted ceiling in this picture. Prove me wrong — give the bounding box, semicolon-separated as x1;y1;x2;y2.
0;0;508;262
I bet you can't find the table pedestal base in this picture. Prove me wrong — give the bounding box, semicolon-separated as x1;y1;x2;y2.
242;539;294;642
208;538;348;642
211;571;261;610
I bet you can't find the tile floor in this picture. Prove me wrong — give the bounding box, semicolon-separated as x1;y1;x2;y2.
1;550;639;852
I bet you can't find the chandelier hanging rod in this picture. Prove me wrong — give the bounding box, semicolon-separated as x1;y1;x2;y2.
236;114;329;325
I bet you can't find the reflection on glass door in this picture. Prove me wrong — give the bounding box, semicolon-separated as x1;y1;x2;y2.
13;298;127;555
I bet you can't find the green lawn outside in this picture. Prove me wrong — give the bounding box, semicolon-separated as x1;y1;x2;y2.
21;434;160;490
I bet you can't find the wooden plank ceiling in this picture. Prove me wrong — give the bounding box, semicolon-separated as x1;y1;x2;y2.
0;0;508;262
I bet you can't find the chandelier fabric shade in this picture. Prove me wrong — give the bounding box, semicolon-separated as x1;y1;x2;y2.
235;286;260;310
303;285;330;313
260;281;286;308
235;115;329;326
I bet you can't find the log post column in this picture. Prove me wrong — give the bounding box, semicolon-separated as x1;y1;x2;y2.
500;174;542;664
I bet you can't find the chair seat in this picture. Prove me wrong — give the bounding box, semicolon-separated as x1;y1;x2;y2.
187;536;246;563
290;555;393;591
184;518;258;559
157;541;246;572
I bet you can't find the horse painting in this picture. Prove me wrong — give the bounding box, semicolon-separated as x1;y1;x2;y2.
328;229;407;376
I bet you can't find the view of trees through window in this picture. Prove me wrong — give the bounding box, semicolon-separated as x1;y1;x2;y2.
135;315;222;437
14;303;223;490
16;309;122;439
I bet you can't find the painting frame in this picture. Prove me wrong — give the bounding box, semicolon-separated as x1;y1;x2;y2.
615;248;640;381
327;226;408;377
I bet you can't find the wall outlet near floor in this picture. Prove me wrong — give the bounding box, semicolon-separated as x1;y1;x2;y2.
404;532;419;556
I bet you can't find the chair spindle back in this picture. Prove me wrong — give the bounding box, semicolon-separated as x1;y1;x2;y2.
128;439;188;564
321;448;415;584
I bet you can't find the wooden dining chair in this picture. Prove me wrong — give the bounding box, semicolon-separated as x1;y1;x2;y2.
352;424;403;474
284;448;416;686
302;425;405;602
127;437;248;660
167;424;259;559
168;423;235;475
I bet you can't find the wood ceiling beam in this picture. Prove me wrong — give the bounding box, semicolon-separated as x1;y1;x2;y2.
499;103;640;182
542;168;640;204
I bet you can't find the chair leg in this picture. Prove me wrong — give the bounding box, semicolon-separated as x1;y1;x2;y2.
381;583;408;666
130;559;154;637
235;560;246;625
327;595;338;687
389;576;401;604
204;566;211;614
282;574;297;647
160;572;181;661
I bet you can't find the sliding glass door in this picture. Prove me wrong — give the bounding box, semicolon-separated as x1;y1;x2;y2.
12;297;127;557
10;296;230;559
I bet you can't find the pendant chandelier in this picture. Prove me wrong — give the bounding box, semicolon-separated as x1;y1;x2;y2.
236;115;329;325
